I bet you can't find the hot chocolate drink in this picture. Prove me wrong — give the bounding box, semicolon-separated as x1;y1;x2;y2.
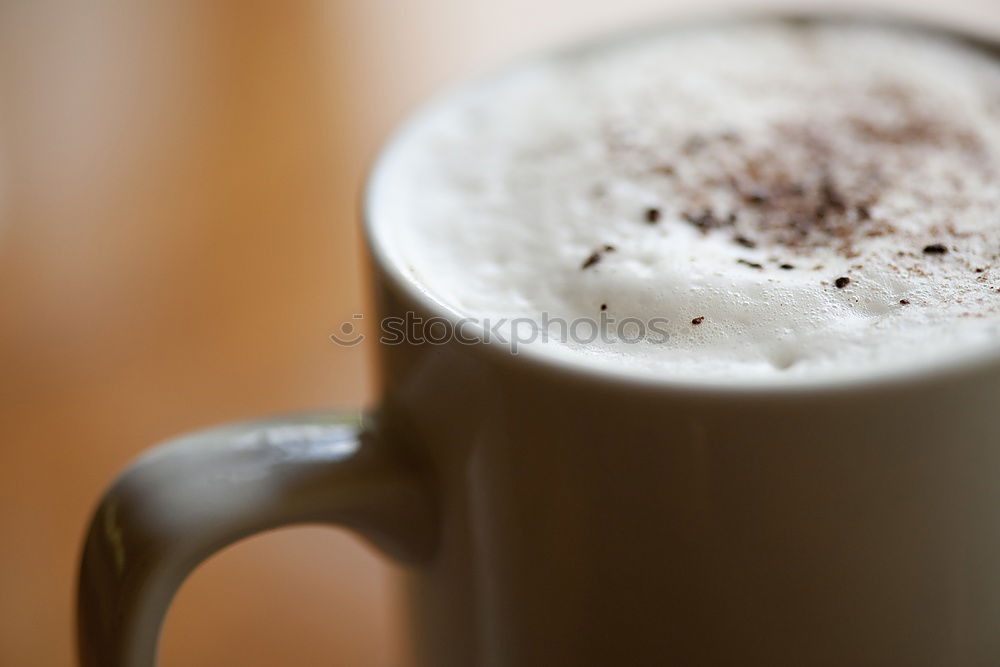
370;18;1000;379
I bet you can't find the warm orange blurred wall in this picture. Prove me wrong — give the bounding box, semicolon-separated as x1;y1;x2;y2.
1;1;998;666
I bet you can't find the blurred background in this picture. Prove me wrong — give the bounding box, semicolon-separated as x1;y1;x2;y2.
1;1;998;665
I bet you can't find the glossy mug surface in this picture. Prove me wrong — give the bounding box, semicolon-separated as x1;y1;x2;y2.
78;14;1000;667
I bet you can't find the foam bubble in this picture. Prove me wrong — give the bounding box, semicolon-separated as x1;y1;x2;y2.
372;19;1000;380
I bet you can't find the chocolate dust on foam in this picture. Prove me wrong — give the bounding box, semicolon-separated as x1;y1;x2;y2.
585;84;997;305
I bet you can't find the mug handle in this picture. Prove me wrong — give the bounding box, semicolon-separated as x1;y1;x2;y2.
77;412;435;667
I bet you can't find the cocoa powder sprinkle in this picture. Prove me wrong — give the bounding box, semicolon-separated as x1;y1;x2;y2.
581;244;616;269
683;209;723;232
835;276;851;289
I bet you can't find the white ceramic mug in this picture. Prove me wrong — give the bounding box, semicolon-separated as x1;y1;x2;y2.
78;14;1000;667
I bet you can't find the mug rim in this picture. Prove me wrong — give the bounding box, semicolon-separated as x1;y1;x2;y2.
361;9;1000;397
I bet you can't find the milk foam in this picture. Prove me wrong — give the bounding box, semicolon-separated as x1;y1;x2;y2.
371;19;1000;380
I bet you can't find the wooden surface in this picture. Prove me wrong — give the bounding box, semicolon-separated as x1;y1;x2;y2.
1;2;997;665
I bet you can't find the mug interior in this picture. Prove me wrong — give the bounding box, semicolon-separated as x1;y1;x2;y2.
362;11;1000;396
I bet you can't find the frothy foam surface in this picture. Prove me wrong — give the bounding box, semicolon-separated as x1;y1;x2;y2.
372;19;1000;380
